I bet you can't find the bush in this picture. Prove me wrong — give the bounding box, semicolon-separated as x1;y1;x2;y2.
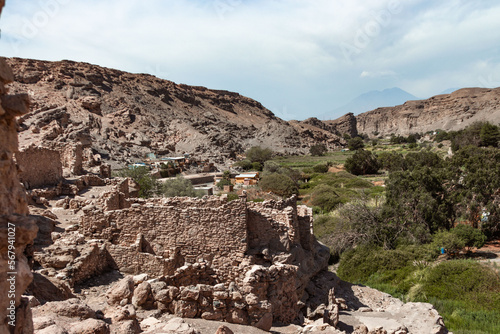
263;161;280;173
246;146;273;164
216;179;232;190
251;162;262;171
416;260;500;308
259;173;298;198
117;166;159;198
313;163;329;173
310;144;327;156
347;137;365;151
451;224;487;250
160;176;197;198
309;185;348;212
345;150;380;175
234;159;252;170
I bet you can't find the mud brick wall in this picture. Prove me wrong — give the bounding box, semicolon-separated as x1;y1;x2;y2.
80;197;248;280
16;146;63;189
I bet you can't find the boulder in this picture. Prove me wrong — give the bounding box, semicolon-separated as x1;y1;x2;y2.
106;276;134;306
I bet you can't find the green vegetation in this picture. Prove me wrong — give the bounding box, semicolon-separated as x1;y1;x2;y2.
309;144;327;156
117;166;200;198
347;136;365;150
216;170;233;190
245;146;273;164
239;123;495;333
259;173;298;198
271;151;353;169
117;166;160;198
344;150;380;175
161;176;199;197
337;243;500;333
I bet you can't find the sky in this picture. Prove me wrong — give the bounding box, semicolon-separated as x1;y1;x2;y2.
1;0;500;120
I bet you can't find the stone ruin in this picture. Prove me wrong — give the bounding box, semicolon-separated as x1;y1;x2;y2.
0;19;39;333
33;184;332;331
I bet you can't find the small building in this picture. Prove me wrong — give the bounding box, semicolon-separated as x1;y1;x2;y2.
234;172;259;185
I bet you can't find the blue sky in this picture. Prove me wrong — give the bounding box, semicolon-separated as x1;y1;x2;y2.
1;0;500;120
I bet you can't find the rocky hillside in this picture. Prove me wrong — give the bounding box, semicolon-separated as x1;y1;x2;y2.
7;58;344;168
355;87;500;137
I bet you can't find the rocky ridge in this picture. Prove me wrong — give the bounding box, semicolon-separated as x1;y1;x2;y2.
355;87;500;137
7;58;345;169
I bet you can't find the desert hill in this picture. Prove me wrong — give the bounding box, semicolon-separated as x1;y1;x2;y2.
6;58;345;168
355;87;500;137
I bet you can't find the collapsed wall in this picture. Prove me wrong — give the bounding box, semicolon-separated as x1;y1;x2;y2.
15;146;63;189
75;192;330;328
0;33;39;334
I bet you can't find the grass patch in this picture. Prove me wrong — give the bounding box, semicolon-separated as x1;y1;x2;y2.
337;246;500;333
272;151;354;169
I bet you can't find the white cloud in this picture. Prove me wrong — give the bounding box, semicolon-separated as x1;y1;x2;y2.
360;70;396;78
1;0;500;120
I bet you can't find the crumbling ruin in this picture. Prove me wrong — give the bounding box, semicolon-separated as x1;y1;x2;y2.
0;8;39;331
34;187;330;330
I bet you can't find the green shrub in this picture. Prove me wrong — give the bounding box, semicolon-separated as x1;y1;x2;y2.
259;173;298;198
160;176;197;198
117;166;159;198
345;150;380;175
235;159;252;170
310;144;327;156
348;137;365;150
251;161;263;171
313;163;329;173
451;224;487;250
416;261;500;309
246;146;273;163
226;192;240;201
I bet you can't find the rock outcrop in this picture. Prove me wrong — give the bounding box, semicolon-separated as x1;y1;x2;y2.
0;4;39;330
355;87;500;137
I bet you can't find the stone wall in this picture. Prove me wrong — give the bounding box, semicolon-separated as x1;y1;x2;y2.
77;194;329;327
0;46;39;333
80;197;248;280
16;146;63;189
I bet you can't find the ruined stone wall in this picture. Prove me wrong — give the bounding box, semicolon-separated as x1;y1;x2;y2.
76;194;328;327
80;197;248;280
16;146;63;189
0;43;39;333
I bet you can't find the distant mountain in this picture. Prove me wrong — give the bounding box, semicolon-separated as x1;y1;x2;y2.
320;87;418;120
440;87;460;95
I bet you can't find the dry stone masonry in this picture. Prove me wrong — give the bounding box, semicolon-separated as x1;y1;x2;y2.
0;13;39;332
73;192;330;329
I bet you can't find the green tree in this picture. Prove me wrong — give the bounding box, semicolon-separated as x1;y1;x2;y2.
251;162;263;171
479;122;499;147
259;173;298;198
310;144;327;156
263;161;280;173
246;146;273;164
383;167;454;242
377;151;405;171
347;137;365;151
344;150;380;175
451;224;487;250
216;170;233;190
118;166;159;198
234;159;252;171
160;176;197;197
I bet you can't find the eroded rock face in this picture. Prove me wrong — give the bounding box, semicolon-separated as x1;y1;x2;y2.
355;87;500;137
0;37;39;334
5;57;344;169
